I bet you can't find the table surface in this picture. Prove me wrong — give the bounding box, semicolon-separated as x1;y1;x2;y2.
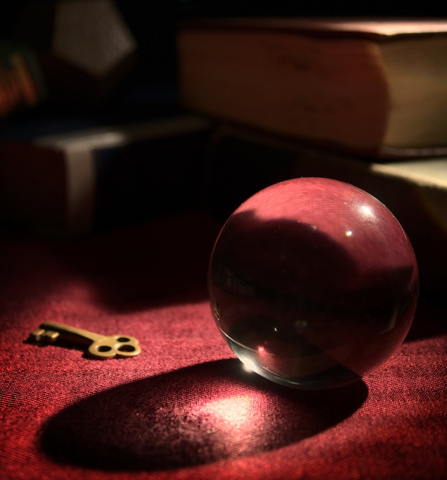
0;211;446;480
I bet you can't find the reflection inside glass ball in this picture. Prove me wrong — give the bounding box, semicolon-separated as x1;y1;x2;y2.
208;178;419;389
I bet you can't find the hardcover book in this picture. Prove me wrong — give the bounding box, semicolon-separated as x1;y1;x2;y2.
178;18;447;157
0;114;212;236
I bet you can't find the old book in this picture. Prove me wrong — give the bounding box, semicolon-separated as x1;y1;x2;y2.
0;42;46;118
0;115;212;236
177;18;447;158
205;123;447;297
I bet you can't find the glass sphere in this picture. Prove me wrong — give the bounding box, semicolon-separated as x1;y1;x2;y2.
208;178;419;389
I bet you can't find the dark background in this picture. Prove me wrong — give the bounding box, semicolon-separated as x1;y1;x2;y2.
0;0;445;121
0;1;446;235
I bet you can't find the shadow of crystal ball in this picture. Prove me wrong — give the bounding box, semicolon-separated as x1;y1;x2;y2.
208;178;419;389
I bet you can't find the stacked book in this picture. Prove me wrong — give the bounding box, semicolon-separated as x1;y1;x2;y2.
0;115;212;236
176;18;447;297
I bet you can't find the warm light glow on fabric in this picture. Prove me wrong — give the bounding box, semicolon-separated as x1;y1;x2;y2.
200;395;257;431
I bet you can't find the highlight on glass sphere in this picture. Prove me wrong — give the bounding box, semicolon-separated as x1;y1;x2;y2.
208;178;419;390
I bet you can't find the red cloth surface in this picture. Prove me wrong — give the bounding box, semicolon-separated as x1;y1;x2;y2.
0;211;446;479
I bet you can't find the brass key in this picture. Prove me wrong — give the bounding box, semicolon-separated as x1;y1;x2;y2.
30;321;141;359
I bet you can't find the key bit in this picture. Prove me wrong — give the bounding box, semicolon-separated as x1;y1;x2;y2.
30;328;60;342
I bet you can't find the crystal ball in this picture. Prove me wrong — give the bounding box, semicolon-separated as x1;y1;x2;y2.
208;178;419;389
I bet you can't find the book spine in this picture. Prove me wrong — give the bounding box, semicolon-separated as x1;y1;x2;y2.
64;149;96;236
0;140;66;235
0;43;46;118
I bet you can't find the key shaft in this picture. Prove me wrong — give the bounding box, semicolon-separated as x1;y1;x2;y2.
41;321;105;345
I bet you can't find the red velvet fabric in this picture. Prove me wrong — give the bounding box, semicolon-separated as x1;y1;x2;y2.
0;212;446;479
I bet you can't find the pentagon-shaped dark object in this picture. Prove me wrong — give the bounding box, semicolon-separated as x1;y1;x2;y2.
12;0;138;105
